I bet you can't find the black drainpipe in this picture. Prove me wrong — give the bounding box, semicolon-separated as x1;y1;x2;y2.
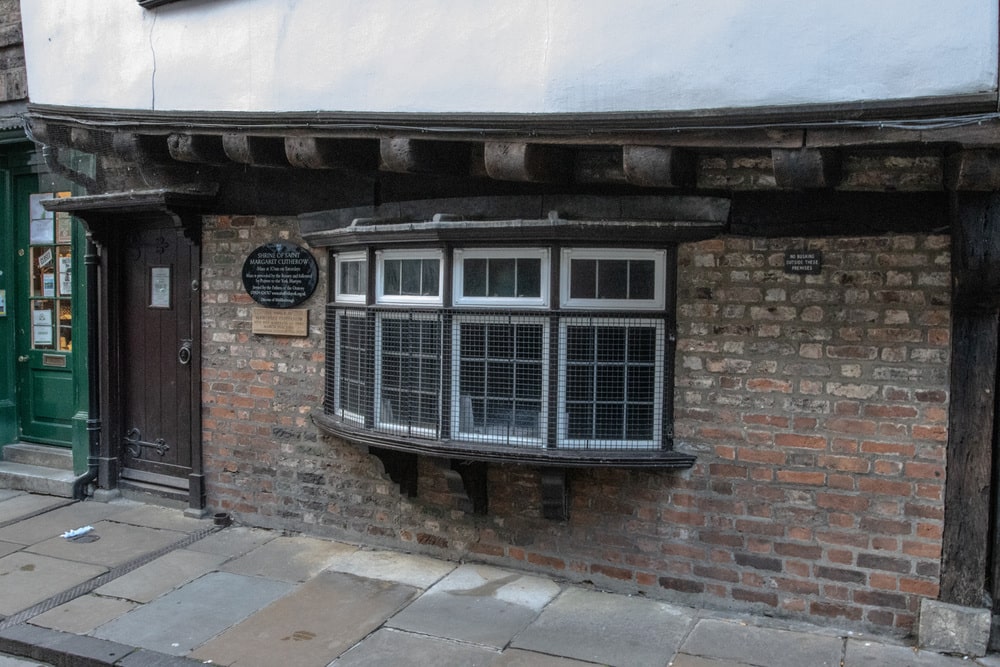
72;236;100;500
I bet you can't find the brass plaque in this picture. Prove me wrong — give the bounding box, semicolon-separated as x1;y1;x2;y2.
251;308;309;337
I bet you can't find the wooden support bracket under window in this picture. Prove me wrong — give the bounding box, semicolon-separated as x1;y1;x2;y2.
541;469;569;521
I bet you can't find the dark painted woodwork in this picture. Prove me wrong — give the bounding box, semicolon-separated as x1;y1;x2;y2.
946;150;1000;192
729;191;946;237
941;310;998;608
45;190;212;510
379;138;472;174
941;193;1000;608
222;135;288;167
623;146;695;188
771;148;841;189
541;469;569;521
168;134;229;165
483;142;572;183
284;136;379;171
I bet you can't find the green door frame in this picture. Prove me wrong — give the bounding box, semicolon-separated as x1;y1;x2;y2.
0;132;90;474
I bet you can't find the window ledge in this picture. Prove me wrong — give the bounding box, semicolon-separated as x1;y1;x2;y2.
313;412;696;469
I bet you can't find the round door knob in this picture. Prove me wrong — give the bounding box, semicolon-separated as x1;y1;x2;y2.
17;355;28;362
177;342;192;365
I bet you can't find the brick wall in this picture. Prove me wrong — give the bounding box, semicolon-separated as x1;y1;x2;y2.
201;219;950;636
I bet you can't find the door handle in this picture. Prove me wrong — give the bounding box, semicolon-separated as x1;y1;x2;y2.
178;339;192;365
17;355;28;362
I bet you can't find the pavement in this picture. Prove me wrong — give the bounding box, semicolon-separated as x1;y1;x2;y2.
0;491;995;667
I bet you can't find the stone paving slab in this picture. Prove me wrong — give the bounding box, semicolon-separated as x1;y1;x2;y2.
493;648;601;666
93;548;228;603
220;534;357;583
512;586;693;667
0;552;106;616
29;594;136;635
103;505;210;533
0;502;132;546
387;563;561;649
190;571;418;667
671;656;748;667
845;638;972;665
25;520;185;568
681;618;844;667
183;525;275;558
330;628;499;667
0;495;71;527
93;571;294;656
324;547;457;588
0;541;21;559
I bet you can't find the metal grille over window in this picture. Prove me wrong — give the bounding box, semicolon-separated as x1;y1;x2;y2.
327;306;669;452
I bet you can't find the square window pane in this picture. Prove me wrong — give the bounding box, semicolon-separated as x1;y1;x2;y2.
627;367;656;400
400;259;423;295
488;258;516;297
421;259;440;296
487;325;514;358
597;260;628;299
487;364;514;396
570;259;597;299
460;362;485;397
625;404;654;439
340;260;366;295
627;327;657;362
595;404;624;438
383;259;401;295
566;405;593;438
516;325;544;359
461;323;485;357
517;258;541;298
566;326;594;361
596;327;626;362
514;365;543;399
596;366;626;401
629;260;656;300
565;366;594;401
463;258;487;296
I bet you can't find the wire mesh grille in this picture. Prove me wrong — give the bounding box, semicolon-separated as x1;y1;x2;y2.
326;306;670;450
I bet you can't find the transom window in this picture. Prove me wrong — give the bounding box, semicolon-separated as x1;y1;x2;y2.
323;245;677;458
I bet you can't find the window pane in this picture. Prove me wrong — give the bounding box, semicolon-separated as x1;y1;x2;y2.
383;259;400;295
566;405;593;439
488;258;516;297
625;404;654;439
629;260;656;300
596;327;626;362
597;260;628;299
455;318;546;442
340;260;367;296
378;315;441;433
463;258;487;296
517;258;541;298
565;326;594;361
400;259;422;295
421;259;440;296
570;259;597;299
628;326;657;362
595;404;625;438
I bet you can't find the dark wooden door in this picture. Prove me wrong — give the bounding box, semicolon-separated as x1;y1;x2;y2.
119;225;199;489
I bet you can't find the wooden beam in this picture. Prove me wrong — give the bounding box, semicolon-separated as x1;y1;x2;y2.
222;134;288;167
284;136;379;170
940;192;1000;608
623;145;695;188
379;137;470;174
771;148;841;189
946;150;1000;191
168;134;229;165
483;142;571;183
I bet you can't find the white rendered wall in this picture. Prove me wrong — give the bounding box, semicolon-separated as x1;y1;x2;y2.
20;0;999;115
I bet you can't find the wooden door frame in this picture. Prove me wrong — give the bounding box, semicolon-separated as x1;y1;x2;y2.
45;189;214;512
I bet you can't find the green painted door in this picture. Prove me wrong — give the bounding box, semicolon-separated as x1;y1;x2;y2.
14;174;76;446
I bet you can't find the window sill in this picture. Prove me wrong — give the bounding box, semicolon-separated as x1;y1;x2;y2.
313;412;696;469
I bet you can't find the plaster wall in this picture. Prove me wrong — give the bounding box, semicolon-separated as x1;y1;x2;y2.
20;0;999;115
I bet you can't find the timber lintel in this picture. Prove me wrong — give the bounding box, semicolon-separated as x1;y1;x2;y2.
771;148;841;189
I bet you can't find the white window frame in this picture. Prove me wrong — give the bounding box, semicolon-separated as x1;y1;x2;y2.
376;249;444;306
450;315;550;447
560;248;666;310
453;248;550;308
334;251;368;304
333;308;367;425
556;317;664;450
374;311;442;437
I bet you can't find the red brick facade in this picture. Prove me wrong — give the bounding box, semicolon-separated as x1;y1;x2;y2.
201;215;949;635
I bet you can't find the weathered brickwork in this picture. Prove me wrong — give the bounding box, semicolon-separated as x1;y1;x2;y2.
201;219;949;636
